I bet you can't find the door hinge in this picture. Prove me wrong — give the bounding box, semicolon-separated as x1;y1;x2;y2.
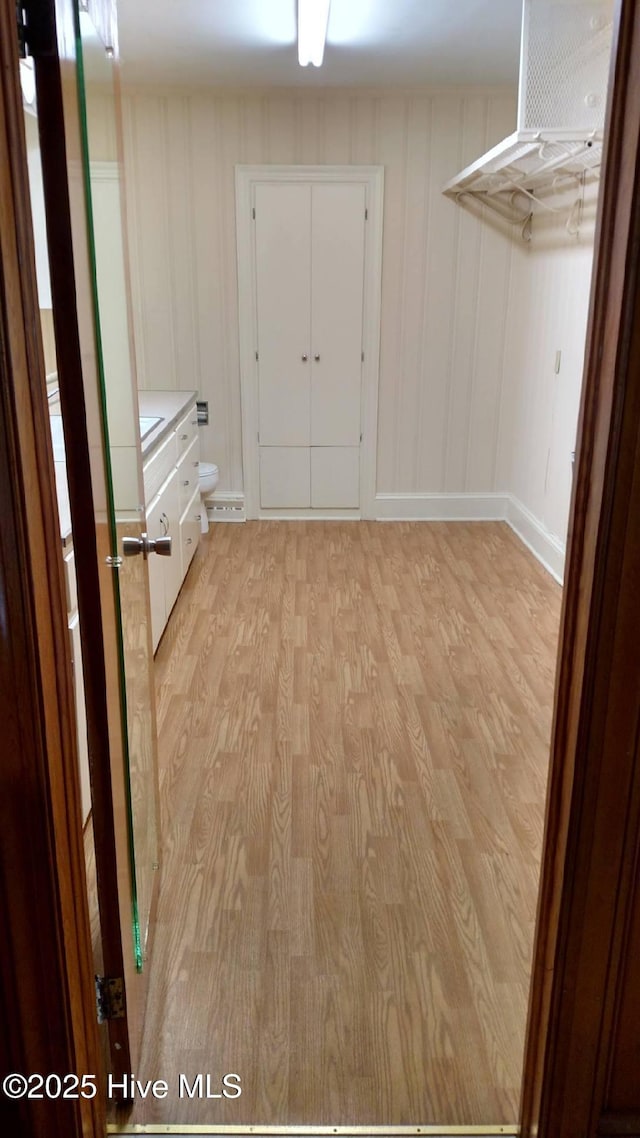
257;432;260;444
365;208;368;220
360;432;363;442
255;350;259;361
20;0;56;57
252;207;256;220
361;351;365;362
95;975;125;1023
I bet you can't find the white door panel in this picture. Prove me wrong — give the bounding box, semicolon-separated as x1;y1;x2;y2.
260;447;311;508
255;183;311;446
311;184;365;447
311;446;360;508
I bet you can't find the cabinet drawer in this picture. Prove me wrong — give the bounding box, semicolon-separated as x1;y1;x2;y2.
146;483;171;652
147;471;182;648
177;436;200;515
143;431;177;503
180;487;201;577
175;403;199;459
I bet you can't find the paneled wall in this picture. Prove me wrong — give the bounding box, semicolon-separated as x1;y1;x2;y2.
497;191;597;571
119;85;597;577
120;87;517;497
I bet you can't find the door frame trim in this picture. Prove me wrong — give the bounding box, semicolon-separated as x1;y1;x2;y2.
0;0;104;1133
5;0;640;1131
107;1127;517;1136
520;0;640;1132
235;164;384;520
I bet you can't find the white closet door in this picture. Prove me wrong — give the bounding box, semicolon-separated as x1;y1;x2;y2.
311;447;360;508
255;184;311;446
260;447;310;508
310;183;366;447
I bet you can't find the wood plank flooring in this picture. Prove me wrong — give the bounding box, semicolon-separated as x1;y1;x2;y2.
123;520;561;1127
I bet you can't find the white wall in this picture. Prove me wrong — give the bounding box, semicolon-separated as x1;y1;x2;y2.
497;190;597;576
119;85;596;579
121;87;517;498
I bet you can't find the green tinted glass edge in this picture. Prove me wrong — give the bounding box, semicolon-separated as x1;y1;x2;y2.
73;3;143;973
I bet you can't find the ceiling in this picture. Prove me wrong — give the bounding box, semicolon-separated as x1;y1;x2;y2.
117;0;523;89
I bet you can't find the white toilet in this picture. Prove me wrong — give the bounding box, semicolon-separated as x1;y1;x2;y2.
198;462;219;533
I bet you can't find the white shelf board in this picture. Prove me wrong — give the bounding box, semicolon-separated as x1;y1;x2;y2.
443;129;603;201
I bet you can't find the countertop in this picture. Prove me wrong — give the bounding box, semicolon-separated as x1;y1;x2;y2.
138;390;198;460
50;389;197;545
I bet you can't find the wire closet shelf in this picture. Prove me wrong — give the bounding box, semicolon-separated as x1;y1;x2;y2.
442;0;613;241
442;128;603;241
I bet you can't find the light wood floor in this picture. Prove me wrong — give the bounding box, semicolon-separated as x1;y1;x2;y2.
125;520;561;1127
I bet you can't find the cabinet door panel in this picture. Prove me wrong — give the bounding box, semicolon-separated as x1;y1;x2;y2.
177;436;199;516
161;474;182;616
255;184;311;446
311;183;365;446
146;491;168;652
311;446;360;508
260;447;310;508
143;431;177;502
175;404;199;458
180;487;202;576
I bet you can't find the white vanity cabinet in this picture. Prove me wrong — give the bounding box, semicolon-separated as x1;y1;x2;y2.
177;432;201;575
142;397;201;652
146;470;181;649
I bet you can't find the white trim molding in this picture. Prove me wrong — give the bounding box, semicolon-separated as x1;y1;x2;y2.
505;495;566;584
205;491;246;523
235;164;384;521
375;492;566;582
206;485;567;580
256;509;361;521
375;492;509;521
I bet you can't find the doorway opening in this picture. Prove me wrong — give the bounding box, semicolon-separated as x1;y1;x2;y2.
50;0;614;1133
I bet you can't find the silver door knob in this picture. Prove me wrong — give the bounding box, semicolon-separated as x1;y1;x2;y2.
314;354;320;361
122;533;172;559
152;536;172;556
301;354;308;362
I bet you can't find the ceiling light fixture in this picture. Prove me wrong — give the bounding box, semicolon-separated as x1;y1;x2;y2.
298;0;331;67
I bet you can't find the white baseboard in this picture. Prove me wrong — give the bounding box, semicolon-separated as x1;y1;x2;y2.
205;489;566;581
205;491;246;523
375;492;509;521
505;496;566;584
257;510;361;520
374;491;565;582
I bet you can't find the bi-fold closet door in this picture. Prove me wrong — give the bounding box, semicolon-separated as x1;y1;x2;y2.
255;181;366;509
